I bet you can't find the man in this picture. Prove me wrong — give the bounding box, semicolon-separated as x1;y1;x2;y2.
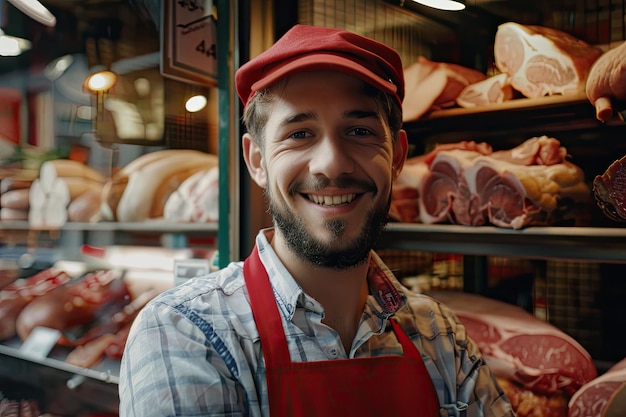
119;24;515;417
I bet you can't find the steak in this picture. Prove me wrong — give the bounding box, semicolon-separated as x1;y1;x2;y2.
593;154;626;222
586;40;626;122
568;357;626;417
427;291;597;397
494;22;602;98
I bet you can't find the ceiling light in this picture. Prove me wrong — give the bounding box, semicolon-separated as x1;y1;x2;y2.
7;0;56;26
185;95;207;112
411;0;465;11
0;29;31;56
83;70;117;93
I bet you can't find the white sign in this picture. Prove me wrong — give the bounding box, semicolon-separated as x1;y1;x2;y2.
162;0;218;86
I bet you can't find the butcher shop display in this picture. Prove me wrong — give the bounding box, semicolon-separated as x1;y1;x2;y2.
593;154;626;222
426;291;597;417
494;22;602;99
586;40;626;122
390;136;591;229
100;149;219;222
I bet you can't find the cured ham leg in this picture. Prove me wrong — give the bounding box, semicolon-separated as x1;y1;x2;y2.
586;40;626;122
494;22;602;98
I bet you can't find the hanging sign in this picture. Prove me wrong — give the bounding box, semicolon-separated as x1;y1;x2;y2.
161;0;218;86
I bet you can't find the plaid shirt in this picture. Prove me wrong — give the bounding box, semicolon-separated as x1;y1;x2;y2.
119;229;515;417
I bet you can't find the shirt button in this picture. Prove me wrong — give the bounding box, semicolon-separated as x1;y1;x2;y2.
327;348;338;358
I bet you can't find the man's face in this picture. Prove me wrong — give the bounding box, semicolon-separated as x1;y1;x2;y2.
244;71;407;269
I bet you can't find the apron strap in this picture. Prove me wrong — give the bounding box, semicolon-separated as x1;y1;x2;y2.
243;245;291;367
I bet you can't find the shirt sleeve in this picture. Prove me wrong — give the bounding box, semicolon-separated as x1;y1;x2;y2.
400;293;516;417
435;300;517;417
118;299;251;417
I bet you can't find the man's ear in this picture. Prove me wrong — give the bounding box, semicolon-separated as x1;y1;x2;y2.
242;132;267;188
392;129;409;181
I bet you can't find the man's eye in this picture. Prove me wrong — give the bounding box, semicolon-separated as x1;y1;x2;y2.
289;131;310;139
350;127;373;136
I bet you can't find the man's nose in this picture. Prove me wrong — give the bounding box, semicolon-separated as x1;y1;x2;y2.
308;135;354;178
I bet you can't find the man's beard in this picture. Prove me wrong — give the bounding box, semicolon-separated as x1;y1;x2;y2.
266;187;390;270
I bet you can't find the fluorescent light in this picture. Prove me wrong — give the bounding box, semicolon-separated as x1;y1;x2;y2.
412;0;465;11
0;29;31;56
7;0;56;27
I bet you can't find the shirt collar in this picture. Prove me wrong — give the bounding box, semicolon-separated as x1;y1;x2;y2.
254;228;407;320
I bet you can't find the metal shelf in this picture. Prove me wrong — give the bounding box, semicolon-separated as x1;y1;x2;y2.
0;220;218;234
378;223;626;263
0;340;119;416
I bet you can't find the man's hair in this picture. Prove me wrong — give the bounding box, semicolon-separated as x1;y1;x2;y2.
242;80;403;148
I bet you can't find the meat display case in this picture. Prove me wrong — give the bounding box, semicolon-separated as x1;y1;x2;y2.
0;0;237;415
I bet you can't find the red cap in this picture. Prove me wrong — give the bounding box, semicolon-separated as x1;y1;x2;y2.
236;25;404;108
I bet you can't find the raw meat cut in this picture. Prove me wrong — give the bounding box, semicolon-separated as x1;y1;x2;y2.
494;22;602;98
402;56;486;121
426;291;597;398
392;137;590;229
0;268;72;340
568;357;626;417
593;154;626;222
586;40;626;122
456;73;514;108
15;269;131;346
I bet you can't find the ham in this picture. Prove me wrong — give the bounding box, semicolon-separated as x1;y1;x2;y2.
392;137;590;229
494;22;602;98
402;56;486;121
593;154;626;222
586;40;626;122
427;291;597;398
568;358;626;417
456;73;514;108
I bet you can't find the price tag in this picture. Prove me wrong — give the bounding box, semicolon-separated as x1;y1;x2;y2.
20;326;61;359
174;258;211;286
161;0;218;86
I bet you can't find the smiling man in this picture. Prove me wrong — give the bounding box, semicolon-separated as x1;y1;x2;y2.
119;24;515;417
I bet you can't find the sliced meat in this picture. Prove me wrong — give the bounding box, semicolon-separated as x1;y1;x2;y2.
456;73;514;108
586;40;626;122
593;154;626;222
419;149;486;225
494;22;602;98
402;56;486;121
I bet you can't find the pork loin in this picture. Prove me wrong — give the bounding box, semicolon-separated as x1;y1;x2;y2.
586;40;626;122
494;22;602;98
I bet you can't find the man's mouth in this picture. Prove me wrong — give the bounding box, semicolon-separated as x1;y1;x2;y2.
306;193;357;206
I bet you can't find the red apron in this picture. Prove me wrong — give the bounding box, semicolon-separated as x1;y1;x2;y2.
244;246;441;417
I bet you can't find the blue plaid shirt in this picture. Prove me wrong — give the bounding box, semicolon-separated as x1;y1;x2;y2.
119;229;515;417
